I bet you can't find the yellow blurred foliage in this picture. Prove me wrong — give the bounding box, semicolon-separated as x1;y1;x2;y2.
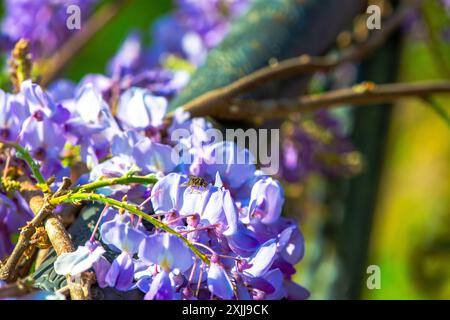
364;42;450;299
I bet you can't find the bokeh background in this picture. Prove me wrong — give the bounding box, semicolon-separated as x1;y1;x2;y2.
0;0;449;299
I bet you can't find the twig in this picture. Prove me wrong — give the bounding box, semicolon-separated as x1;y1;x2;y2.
0;179;71;282
0;177;89;300
0;142;86;299
72;174;158;193
220;81;450;120
164;4;416;122
40;0;130;87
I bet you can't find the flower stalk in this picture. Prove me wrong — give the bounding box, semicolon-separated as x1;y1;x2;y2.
50;192;209;264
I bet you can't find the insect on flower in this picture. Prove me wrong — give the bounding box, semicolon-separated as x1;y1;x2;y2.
182;175;209;193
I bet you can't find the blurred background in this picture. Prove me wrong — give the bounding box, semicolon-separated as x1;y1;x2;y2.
0;0;449;299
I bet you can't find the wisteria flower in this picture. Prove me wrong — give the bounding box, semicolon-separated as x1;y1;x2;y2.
100;215;145;291
54;240;106;277
203;141;256;190
139;233;194;300
116;87;167;131
207;254;234;300
248;177;285;225
0;192;33;259
2;0;99;58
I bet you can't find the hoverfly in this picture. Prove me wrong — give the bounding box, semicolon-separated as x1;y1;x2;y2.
182;175;209;193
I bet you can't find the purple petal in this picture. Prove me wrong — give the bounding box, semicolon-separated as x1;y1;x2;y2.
108;31;145;77
248;177;284;225
243;239;277;278
189;185;226;225
226;227;259;257
235;284;252;300
145;271;174;300
117;87;167;130
49;103;71;123
222;190;238;236
72;84;108;124
207;263;234;300
48;79;76;101
264;269;287;300
135;277;152;294
132;139;177;174
271;258;296;276
101;219;145;254
20;80;55;116
93;256;111;288
105;252;135;291
139;233;193;272
151;173;187;213
280;227;305;265
285;280;310;300
246;276;275;294
204;141;256;189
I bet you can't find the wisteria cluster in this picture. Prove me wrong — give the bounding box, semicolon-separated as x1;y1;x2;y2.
0;0;253;266
55;153;308;300
280;111;360;183
0;0;360;300
1;0;98;59
45;0;251;108
1;77;308;300
107;0;249;76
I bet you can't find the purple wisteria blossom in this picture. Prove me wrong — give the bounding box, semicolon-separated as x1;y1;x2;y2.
139;233;193;300
280;111;358;183
149;0;250;67
2;0;98;59
0;74;310;299
0;193;33;260
100;214;145;291
116;87;167;132
0;0;318;301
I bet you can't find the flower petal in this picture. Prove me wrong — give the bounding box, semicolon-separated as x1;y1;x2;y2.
248;177;284;225
151;173;187;213
54;245;105;276
204;141;256;189
145;271;174;300
285;280;310;300
207;263;234;300
93;257;111;289
264;269;287;300
101;218;145;254
243;239;277;278
105;252;135;291
139;233;193;272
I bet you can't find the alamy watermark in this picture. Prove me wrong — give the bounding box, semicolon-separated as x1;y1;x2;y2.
367;5;382;30
66;5;82;30
65;4;383;34
366;265;381;290
170;128;280;176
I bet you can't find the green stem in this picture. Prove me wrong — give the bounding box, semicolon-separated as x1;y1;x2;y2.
73;175;158;193
1;141;45;185
49;192;209;264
